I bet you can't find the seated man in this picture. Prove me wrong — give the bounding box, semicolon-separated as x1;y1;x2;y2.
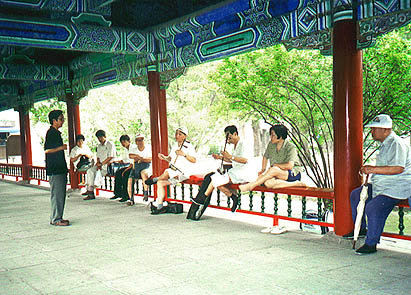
239;124;305;192
145;127;197;214
69;134;93;171
126;134;152;205
82;130;116;200
111;135;134;202
191;125;256;212
344;114;411;255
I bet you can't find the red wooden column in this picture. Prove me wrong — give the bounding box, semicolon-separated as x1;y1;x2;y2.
66;94;82;189
333;19;364;236
18;105;32;181
148;70;162;197
158;88;169;173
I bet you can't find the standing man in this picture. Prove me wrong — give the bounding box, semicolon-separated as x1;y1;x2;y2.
45;110;69;226
82;130;116;200
344;114;411;255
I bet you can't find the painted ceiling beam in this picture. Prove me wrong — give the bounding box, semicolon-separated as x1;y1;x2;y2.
0;0;111;16
0;16;152;54
0;62;68;80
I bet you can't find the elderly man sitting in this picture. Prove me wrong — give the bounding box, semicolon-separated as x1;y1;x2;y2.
344;114;411;255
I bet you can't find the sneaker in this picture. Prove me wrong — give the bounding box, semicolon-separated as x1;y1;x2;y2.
191;194;206;205
355;243;377;255
343;228;367;239
261;226;274;233
145;178;157;186
110;196;121;200
231;194;239;212
83;195;95;200
81;191;93;196
118;198;128;203
151;206;168;215
270;225;287;235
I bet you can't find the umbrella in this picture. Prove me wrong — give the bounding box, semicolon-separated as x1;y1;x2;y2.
353;174;369;249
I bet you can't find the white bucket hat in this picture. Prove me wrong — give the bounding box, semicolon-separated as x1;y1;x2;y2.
365;114;392;128
176;126;188;135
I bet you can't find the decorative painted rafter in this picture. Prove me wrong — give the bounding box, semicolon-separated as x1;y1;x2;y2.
0;16;151;54
0;0;111;16
0;63;68;80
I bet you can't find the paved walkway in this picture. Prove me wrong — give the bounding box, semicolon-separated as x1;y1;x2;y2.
1;180;410;295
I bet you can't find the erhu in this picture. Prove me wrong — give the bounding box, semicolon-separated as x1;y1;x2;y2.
168;138;187;173
217;132;229;175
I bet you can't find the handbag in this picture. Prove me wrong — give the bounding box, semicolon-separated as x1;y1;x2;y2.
76;155;92;172
107;162;130;176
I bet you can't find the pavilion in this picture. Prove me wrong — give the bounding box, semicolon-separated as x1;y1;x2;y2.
1;0;410;237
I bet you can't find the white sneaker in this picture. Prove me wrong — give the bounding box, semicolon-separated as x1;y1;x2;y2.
261;226;274;233
270;226;287;235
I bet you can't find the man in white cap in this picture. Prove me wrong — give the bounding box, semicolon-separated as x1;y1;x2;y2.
344;114;411;255
145;126;197;214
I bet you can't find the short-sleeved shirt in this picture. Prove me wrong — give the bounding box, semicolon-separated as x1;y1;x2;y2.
119;145;135;164
44;126;68;176
96;140;116;170
169;141;197;175
263;140;302;173
371;132;411;200
69;145;92;167
129;144;151;161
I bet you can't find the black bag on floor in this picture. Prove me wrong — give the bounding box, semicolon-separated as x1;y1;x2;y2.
187;172;214;221
167;203;184;214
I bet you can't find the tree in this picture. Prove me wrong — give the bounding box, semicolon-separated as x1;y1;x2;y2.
211;25;411;188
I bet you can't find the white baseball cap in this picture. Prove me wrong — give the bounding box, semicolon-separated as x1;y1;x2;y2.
135;133;145;140
176;126;188;135
365;114;392;128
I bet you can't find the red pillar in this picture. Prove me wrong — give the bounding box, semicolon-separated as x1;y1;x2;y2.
148;71;161;185
66;94;81;189
18;106;32;181
333;20;364;236
159;89;169;173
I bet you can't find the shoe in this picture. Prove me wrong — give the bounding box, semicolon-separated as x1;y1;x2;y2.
231;194;239;212
83;195;96;200
270;225;287;235
145;178;157;185
191;194;206;205
110;196;121;200
288;172;301;182
50;220;70;226
126;200;134;206
119;198;128;203
61;219;70;224
355;243;377;255
151;206;168;215
143;195;148;202
343;228;367;239
261;226;274;233
81;191;93;196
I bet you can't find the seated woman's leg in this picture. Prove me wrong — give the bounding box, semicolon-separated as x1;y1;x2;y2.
240;166;288;192
156;180;171;209
264;178;306;189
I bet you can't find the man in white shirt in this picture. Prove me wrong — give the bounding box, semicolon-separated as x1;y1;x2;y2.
83;130;116;200
145;127;197;213
127;134;152;205
69;134;92;170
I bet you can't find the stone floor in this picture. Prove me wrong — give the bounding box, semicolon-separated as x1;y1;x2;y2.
1;180;410;295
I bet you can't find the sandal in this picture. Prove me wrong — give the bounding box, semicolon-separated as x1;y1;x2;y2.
126;200;135;206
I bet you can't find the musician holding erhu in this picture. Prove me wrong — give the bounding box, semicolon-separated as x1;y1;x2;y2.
145;126;197;214
191;125;257;212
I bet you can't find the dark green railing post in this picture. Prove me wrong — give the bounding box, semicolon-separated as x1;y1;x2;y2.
261;192;265;213
399;207;405;235
317;199;323;221
238;189;241;210
302;196;307;219
217;189;221;206
287;194;292;217
173;185;177;199
248;191;253;211
274;193;278;215
181;183;185;200
189;184;193;200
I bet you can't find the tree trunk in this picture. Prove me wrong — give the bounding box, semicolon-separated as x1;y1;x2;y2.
252;119;261;157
